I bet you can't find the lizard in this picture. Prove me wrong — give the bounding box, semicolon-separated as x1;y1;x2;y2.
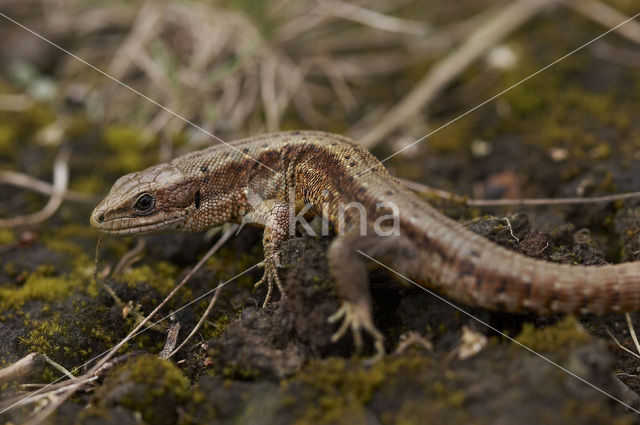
90;130;640;358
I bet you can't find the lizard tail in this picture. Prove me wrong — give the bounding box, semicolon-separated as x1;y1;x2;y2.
407;204;640;315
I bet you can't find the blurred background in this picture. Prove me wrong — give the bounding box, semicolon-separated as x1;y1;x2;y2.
1;0;639;204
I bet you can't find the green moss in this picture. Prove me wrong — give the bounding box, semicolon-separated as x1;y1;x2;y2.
222;363;260;380
3;261;17;277
285;355;437;425
65;115;92;139
0;123;16;152
122;355;189;390
0;271;84;313
89;355;190;425
48;224;127;269
516;316;590;353
202;312;229;339
23;104;56;130
393;398;469;425
120;262;179;296
0;228;101;324
103;125;151;173
104;125;144;152
426;116;475;153
41;224;95;263
287;357;379;424
206;245;262;289
19;318;90;360
430;380;465;407
16;298;118;374
562;399;633;425
0;228;16;246
504;83;618;152
69;174;107;195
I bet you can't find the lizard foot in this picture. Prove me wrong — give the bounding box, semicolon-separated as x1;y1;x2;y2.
255;256;286;307
328;301;385;364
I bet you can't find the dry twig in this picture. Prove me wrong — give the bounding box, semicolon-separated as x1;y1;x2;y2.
606;327;640;361
0;146;71;228
564;0;640;46
158;320;182;359
591;41;640;67
316;0;431;36
503;217;520;242
0;170;96;203
357;0;554;148
112;238;146;275
0;354;46;385
626;313;640;356
0;94;33;111
396;177;640;207
167;285;223;358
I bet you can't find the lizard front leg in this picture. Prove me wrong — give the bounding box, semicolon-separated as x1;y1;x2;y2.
241;199;292;307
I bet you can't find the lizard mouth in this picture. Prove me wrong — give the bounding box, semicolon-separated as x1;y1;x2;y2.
99;218;182;235
90;211;184;235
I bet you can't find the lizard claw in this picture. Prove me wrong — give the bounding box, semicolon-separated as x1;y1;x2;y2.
255;255;285;307
328;301;385;364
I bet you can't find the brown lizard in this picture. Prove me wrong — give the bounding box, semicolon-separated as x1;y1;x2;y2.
90;130;640;357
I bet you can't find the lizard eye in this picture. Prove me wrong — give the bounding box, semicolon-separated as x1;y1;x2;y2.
134;194;155;213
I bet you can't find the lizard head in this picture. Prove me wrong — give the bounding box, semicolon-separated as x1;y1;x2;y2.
90;163;199;235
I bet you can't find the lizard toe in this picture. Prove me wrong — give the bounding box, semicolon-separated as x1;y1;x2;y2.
255;257;286;307
328;301;385;362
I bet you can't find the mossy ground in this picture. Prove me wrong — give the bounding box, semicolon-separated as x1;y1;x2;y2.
2;2;640;424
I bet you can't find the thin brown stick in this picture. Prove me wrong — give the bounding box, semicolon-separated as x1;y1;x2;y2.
591;41;640;68
626;313;640;356
564;0;640;46
260;55;280;132
41;355;75;381
316;56;357;112
357;0;554;148
158;321;182;359
167;285;223;358
317;0;431;36
503;217;520;242
397;178;468;202
466;191;640;207
108;0;164;78
396;177;640;207
0;170;96;203
0;146;71;227
605;327;640;360
93;235;102;283
0;94;33;111
0;354;46;385
112;238;146;275
21;378;96;425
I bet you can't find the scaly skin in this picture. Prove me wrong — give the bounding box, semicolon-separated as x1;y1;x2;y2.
91;130;640;357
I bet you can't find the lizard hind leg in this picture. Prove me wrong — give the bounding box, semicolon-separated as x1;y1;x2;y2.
327;231;419;362
326;232;391;361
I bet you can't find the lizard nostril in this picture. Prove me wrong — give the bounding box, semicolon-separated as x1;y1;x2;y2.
98;214;105;223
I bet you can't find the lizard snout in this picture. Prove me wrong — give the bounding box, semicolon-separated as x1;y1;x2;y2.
89;206;108;231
